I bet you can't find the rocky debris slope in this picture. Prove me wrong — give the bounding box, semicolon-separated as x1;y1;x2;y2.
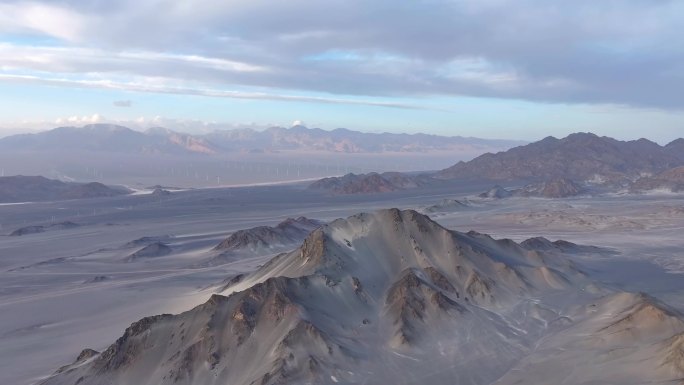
496;292;684;385
478;178;586;199
631;166;684;193
518;178;585;198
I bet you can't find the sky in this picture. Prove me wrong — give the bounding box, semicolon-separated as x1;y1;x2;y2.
0;0;683;143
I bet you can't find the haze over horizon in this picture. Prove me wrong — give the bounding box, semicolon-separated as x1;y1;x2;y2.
1;122;682;147
1;1;683;143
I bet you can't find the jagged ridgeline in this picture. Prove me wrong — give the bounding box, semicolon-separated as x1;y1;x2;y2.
41;209;684;385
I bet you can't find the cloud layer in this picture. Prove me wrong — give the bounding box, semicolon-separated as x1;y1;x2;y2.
1;0;683;109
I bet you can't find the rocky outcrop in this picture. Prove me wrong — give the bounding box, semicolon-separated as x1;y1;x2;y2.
308;172;433;194
520;178;585;198
9;221;80;236
151;188;172;196
478;179;585;199
124;242;172;262
479;185;513;199
214;217;321;252
631;166;684;193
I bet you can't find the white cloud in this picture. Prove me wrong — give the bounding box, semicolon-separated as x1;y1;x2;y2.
0;73;428;110
56;113;104;125
0;44;266;75
0;2;88;42
0;0;683;108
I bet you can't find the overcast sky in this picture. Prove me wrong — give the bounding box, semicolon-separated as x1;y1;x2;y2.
0;0;682;142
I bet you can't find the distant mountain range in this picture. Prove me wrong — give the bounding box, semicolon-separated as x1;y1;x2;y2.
0;124;524;155
0;125;217;155
309;132;684;194
0;175;129;203
437;132;684;184
6;127;684;194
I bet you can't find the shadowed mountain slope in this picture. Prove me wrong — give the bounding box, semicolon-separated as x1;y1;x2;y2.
214;217;322;253
438;133;683;184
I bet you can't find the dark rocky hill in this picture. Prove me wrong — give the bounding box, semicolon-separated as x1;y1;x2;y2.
438;133;683;184
0;124;217;155
309;172;433;194
9;221;80;236
0;175;130;203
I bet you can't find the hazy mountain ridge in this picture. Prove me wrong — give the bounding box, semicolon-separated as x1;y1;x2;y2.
438;132;684;184
39;209;684;385
0;124;215;155
205;125;524;153
0;124;524;155
0;175;129;203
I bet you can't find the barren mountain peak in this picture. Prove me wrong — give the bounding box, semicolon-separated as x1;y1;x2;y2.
36;207;684;385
